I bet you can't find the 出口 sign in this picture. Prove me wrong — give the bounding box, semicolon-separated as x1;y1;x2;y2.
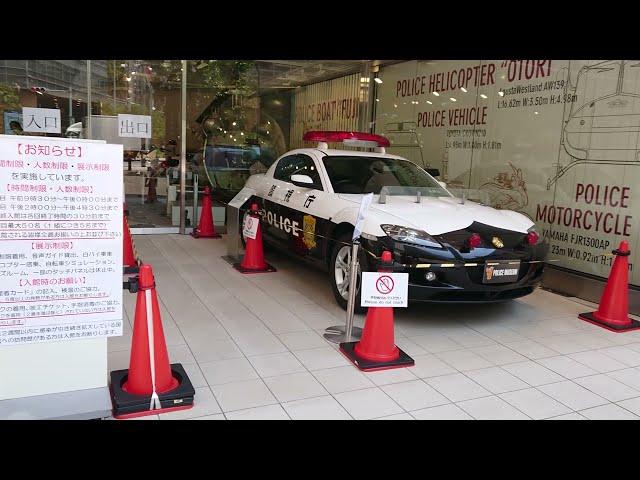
118;114;151;138
0;136;123;346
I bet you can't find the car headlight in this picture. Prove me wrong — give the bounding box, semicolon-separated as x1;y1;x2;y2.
380;224;442;248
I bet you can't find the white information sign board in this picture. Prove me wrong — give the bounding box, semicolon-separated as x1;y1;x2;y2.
242;215;259;240
118;114;152;138
0;136;123;346
361;272;409;307
22;107;61;134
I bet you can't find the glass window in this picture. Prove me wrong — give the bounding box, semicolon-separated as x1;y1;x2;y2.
274;154;322;188
322;155;449;196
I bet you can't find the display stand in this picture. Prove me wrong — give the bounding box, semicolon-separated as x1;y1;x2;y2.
0;135;121;420
222;187;254;265
222;202;243;265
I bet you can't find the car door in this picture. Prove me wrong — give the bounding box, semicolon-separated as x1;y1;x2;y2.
266;153;328;259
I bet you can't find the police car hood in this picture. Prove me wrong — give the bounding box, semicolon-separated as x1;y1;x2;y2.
337;194;533;235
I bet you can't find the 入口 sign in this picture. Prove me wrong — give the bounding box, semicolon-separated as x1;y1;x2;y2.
22;107;61;134
361;272;409;307
118;114;151;138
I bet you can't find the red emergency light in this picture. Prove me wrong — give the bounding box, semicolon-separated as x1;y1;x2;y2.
303;130;391;148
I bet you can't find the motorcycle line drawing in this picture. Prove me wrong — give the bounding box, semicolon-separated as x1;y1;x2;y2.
546;59;640;190
479;162;529;213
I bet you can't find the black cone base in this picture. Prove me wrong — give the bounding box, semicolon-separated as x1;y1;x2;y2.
191;231;221;239
579;311;640;333
233;262;276;274
124;265;140;274
340;341;414;371
110;363;196;419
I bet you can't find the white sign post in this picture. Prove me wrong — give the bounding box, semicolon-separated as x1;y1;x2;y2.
0;135;122;418
118;114;152;138
361;272;409;307
22;107;62;134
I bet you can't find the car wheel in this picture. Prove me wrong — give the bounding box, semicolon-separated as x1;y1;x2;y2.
330;232;367;313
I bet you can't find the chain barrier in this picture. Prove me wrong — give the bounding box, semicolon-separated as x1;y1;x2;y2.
198;188;617;270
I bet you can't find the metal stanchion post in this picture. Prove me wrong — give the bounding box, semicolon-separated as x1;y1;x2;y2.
192;173;199;230
324;239;363;344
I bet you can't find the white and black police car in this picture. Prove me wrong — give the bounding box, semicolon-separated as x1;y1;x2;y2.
231;131;547;310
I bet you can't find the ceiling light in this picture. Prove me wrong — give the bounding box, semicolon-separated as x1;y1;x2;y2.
460;87;467;93
125;77;131;82
432;91;440;96
480;94;487;99
534;111;539;115
374;77;383;84
426;100;432;105
232;121;236;126
450;97;457;102
498;91;504;97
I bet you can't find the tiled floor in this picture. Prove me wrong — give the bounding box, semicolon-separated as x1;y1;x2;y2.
109;234;640;420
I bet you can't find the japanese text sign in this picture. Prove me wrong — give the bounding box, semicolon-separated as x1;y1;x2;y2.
242;215;259;240
118;114;151;139
0;136;123;346
22;107;61;134
361;272;409;307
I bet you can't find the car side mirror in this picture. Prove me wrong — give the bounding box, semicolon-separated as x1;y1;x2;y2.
426;168;441;177
291;174;321;189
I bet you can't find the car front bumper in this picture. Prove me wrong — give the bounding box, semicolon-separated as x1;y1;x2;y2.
360;235;548;303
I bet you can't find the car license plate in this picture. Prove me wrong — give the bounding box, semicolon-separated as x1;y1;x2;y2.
483;261;520;284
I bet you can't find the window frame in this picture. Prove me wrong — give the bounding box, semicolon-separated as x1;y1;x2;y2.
273;153;324;191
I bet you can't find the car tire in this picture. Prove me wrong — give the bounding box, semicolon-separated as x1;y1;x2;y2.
329;232;367;313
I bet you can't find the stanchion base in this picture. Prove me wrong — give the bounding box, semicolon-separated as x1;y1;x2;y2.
578;311;640;333
221;255;242;266
232;263;276;274
339;342;414;372
323;325;363;344
191;231;222;239
109;363;195;419
123;265;140;275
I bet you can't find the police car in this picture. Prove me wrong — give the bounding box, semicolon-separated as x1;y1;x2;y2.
232;131;547;310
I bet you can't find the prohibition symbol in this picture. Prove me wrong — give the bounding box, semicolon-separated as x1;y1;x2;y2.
376;275;394;294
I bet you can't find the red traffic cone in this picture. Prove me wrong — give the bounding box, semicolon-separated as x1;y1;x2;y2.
191;186;221;238
110;264;195;419
123;215;140;274
579;241;640;332
233;203;276;274
340;251;414;371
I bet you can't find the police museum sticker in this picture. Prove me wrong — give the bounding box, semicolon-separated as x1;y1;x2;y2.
243;215;259;240
361;272;409;307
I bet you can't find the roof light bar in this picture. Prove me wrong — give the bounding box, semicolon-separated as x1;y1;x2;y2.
303;131;391;148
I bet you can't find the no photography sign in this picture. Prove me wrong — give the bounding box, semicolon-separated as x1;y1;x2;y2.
361;272;409;307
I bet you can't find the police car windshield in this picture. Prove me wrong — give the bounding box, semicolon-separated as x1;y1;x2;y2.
322;156;449;196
